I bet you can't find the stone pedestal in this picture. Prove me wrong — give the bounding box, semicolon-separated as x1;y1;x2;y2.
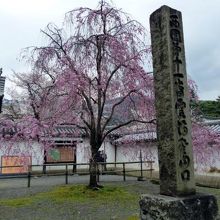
140;193;219;220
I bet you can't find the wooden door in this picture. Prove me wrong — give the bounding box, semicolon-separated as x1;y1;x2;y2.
47;146;75;163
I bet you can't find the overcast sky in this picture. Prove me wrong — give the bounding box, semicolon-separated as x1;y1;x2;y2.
0;0;219;100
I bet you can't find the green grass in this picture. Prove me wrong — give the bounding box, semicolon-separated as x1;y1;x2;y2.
127;215;139;220
0;183;219;220
0;197;33;207
0;185;138;207
41;184;138;203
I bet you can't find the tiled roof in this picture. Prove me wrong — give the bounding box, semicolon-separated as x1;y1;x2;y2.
114;119;220;144
114;131;156;144
53;125;85;137
0;125;86;138
204;119;220;133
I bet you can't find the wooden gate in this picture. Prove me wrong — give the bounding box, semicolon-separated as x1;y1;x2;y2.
47;146;75;163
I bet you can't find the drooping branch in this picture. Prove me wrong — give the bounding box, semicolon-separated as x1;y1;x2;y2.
101;89;137;133
102;118;156;142
81;91;95;130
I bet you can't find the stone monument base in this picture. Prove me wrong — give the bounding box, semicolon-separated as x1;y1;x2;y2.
139;193;219;220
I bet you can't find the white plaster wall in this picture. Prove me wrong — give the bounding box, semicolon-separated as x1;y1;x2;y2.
30;142;44;165
214;155;220;168
0;139;115;173
75;139;159;172
99;141;115;162
0;141;44;165
0;141;44;172
116;142;159;171
194;147;220;173
76;139;116;169
99;141;115;169
76;138;90;170
1;138;219;174
0;141;71;172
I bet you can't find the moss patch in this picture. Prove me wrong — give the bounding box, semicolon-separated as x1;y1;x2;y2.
0;185;138;207
127;215;139;220
0;197;33;207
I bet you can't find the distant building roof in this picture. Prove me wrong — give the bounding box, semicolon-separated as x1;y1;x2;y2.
114;131;156;144
203;119;220;133
114;119;220;145
0;124;86;140
53;125;86;137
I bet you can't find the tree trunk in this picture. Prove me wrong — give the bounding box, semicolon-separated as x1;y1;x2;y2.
43;150;47;174
89;158;99;188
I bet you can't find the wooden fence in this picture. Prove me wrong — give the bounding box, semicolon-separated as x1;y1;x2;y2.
0;160;155;188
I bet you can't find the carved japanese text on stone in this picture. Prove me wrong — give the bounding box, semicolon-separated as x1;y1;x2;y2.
150;5;196;196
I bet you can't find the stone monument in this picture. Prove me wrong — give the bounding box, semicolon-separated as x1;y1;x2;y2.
139;5;219;220
0;68;5;113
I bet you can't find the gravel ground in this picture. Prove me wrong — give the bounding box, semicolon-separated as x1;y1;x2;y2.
0;175;219;220
0;175;137;193
0;175;156;220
